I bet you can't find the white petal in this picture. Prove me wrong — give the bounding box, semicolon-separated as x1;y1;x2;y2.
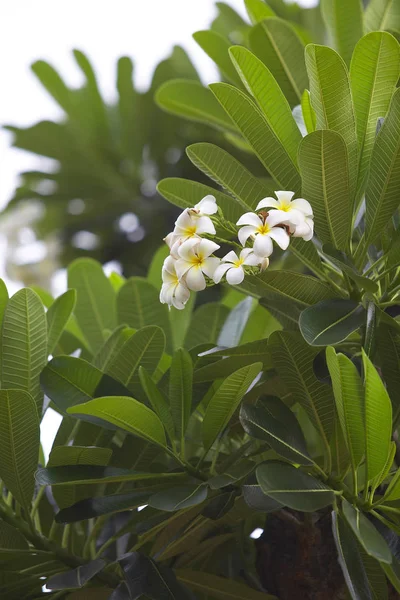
238;225;256;247
175;210;193;229
256;197;280;211
213;263;232;284
275;191;295;205
195;195;218;215
293;217;314;241
266;210;292;227
243;252;261;266
291;197;313;216
202;256;220;278
186;267;206;291
196;238;220;258
258;256;270;271
178;237;201;260
240;247;255;260
236;212;263;227
162;268;176;284
160;282;175;305
163;232;176;249
175;258;192;279
163;255;177;275
253;234;273;257
221;250;238;264
171;297;185;310
226;265;245;285
170;238;184;259
195;215;216;235
268;227;290;250
175;282;190;305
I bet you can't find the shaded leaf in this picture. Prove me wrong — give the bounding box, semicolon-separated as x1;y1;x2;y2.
46;559;106;590
342;500;392;564
149;484;208;512
299;299;365;346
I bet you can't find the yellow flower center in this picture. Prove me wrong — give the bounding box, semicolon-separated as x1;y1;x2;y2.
233;258;244;267
190;254;204;267
257;223;270;235
278;202;291;212
184;225;197;236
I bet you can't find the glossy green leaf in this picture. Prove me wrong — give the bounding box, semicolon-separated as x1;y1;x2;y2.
139;367;175;445
364;0;400;33
342;500;392;564
365;88;400;244
149;484;207;512
363;350;392;484
1;289;47;412
245;0;275;24
350;32;400;194
249;17;308;106
184;302;229;349
299;130;351;250
68;396;167;448
193;30;243;86
176;569;276;600
46;289;76;355
169;348;193;449
209;461;254;490
0;390;40;510
321;0;363;66
301;90;316;134
242;484;283;513
299;299;365;346
256;462;335;511
56;490;151;523
68;258;116;354
202;362;262;453
210;82;301;191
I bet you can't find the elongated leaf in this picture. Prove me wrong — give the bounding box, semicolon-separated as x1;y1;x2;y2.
184;302;229;349
195;340;272;383
378;324;400;426
1;289;47;411
299;130;351;250
186;143;272;211
249;17;308;106
326;348;364;481
299;299;365;346
193;30;243;86
0;390;40;510
217;297;253;348
149;484;207;512
156;79;238;132
68;396;167;448
256;462;335;511
322;245;378;293
0;520;28;550
321;0;363;66
46;289;76;354
210;82;301;191
305;45;358;203
139;367;175;445
269;331;335;453
245;0;275;23
93;325;134;371
202;363;262;453
365;0;400;33
48;445;112;468
301;90;316;134
37;466;182;486
229;46;302;167
350;32;400;194
56;490;151;523
68;259;116;354
365;88;400;243
169;349;193;450
363;350;392;484
240;403;312;465
176;569;275;600
46;559;106;590
342;500;392;564
290;237;326;280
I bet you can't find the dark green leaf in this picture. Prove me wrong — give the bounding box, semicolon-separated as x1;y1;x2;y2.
56;490;150;523
342;500;392;564
184;303;229;349
149;484;207;512
176;569;275;600
299;299;365;346
169;348;193;450
242;484;283;513
46;559;106;590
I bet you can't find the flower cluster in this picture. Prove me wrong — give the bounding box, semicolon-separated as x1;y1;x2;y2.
160;190;314;310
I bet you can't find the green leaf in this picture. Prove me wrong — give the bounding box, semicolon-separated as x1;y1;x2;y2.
301;90;316;134
68;258;116;354
298;130;351;250
350;32;400;194
56;490;151;523
342;500;392;564
156;79;238;132
299;299;366;346
269;331;335;455
326;348;364;483
68;396;167;448
1;289;47;412
209;461;254;490
0;390;40;510
193;30;243;87
245;0;275;24
321;0;363;66
46;289;76;355
139;367;175;445
186;143;272;211
147;245;170;290
365;88;400;244
217;297;253;348
256;462;335;511
242;484;283;513
170;295;196;352
363;350;392;484
202;362;262;453
37;466;182;486
305;45;358;203
378;324;400;426
93;325;134;371
169;349;193;451
176;569;276;600
229;46;302;167
0;520;28;550
46;559;106;591
240;402;312;465
149;484;207;512
184;302;229;349
210;82;301;191
249;17;308;107
322;245;378;293
364;0;400;33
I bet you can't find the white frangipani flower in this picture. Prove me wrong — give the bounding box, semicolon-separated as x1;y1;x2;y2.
213;248;261;285
256;191;314;241
176;238;220;291
193;194;218;216
160;256;190;310
236;211;290;257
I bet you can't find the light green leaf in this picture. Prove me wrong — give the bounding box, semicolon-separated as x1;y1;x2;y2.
202;362;262;453
139;367;175;445
350;32;400;195
193;30;243;86
364;0;400;33
0;390;40;510
299;130;351;250
170;294;196;352
245;0;275;24
184;302;229;349
365;88;400;244
301;90;316;134
68;396;167;449
299;299;365;346
93;325;134;371
321;0;364;66
256;462;335;511
229;46;302;167
156;79;238;132
46;289;76;355
363;350;392;484
209;82;301;192
176;569;276;600
149;484;207;512
169;348;193;451
68;258;116;354
249;17;308;107
342;499;392;564
1;289;47;412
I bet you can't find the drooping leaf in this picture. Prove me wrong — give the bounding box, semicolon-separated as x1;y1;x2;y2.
46;289;76;355
299;299;365;346
321;0;364;66
342;500;392;564
169;348;193;452
149;484;208;512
